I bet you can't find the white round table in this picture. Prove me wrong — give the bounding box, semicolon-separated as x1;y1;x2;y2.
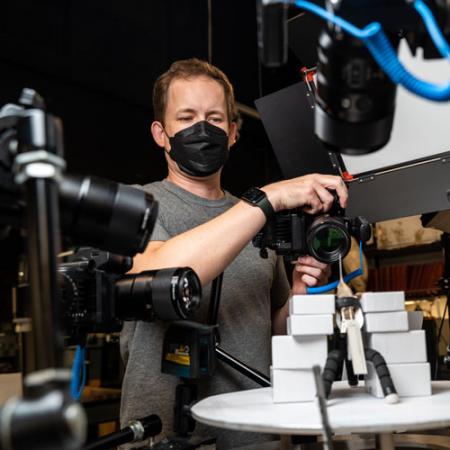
191;381;450;449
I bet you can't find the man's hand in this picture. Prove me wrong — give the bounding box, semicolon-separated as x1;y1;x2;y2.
292;255;332;295
261;173;347;214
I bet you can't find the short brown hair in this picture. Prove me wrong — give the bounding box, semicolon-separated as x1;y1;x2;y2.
153;58;242;132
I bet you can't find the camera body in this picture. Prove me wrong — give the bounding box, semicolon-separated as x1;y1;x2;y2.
253;198;371;264
59;248;202;345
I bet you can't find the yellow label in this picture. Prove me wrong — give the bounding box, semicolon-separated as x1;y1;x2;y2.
165;352;190;366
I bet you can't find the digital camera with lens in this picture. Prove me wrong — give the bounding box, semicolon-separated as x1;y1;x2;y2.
59;247;202;344
253;197;371;264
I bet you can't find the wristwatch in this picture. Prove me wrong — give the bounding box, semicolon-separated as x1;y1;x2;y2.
240;187;275;220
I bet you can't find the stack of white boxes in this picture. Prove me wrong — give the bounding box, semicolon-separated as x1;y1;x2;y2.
271;294;335;403
362;291;432;398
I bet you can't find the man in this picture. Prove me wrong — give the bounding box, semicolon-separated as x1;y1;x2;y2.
120;58;347;449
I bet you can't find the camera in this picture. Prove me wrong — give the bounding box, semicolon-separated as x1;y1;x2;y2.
253;196;371;264
59;247;202;344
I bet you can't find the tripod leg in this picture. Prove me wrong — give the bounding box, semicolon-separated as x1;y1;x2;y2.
322;350;344;398
365;348;399;404
345;357;359;387
339;333;358;386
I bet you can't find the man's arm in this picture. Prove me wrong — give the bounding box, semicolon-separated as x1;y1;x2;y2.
131;174;347;285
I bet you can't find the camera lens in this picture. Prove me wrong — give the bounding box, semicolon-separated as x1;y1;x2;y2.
115;267;201;321
307;216;350;263
315;29;397;154
59;175;158;256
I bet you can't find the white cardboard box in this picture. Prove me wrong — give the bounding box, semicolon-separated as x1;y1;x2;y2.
365;362;431;398
360;292;405;313
364;311;409;333
271;367;316;403
287;314;334;336
289;295;335;315
272;335;328;369
367;330;427;364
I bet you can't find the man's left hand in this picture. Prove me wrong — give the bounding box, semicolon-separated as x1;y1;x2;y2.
292;256;331;294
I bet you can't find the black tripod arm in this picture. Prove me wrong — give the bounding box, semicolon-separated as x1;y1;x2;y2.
83;415;162;450
215;345;271;387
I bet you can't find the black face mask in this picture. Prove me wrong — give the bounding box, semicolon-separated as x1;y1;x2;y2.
167;121;229;177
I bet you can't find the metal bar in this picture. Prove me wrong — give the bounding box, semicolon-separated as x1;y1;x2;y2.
24;177;63;369
207;273;223;326
215;345;271;387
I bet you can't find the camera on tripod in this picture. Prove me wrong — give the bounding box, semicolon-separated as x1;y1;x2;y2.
253;194;371;264
59;247;202;345
0;89;204;450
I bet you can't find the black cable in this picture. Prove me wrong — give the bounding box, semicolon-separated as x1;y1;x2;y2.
207;0;213;63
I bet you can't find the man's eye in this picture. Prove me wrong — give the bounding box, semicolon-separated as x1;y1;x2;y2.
210;117;223;123
179;117;193;122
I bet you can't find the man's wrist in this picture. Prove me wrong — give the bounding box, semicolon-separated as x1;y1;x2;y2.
241;187;275;219
260;185;280;212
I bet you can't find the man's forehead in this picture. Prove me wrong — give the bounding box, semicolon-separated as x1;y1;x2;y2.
167;76;226;112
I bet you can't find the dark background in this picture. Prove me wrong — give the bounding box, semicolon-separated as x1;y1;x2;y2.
0;1;309;195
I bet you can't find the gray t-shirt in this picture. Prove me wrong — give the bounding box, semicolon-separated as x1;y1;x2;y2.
120;180;290;449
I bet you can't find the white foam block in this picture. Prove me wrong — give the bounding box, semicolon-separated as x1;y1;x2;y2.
272;335;328;369
289;295;335;315
367;330;427;364
360;292;405;313
287;314;334;336
365;362;431;398
271;367;316;403
364;311;409;333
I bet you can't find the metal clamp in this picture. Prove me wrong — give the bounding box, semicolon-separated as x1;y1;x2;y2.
13;150;66;185
129;419;146;442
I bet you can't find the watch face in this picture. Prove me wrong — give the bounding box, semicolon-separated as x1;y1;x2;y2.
243;187;266;203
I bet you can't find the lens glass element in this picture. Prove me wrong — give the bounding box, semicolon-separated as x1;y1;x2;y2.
307;216;351;263
312;226;347;254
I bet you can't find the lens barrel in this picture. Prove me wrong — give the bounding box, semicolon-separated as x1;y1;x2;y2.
59;175;158;256
115;267;201;322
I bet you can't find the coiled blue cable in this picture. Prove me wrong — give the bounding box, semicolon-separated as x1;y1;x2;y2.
71;345;86;401
294;0;450;101
414;0;450;60
306;241;363;294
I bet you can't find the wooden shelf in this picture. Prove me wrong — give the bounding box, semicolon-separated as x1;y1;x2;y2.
365;242;443;267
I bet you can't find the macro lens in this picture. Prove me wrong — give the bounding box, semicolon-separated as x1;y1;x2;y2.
115;267;202;321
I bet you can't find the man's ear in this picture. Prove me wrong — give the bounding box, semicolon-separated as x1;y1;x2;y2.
151;121;168;149
228;121;238;148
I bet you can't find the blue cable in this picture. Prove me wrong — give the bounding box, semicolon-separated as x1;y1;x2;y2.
306;241;363;294
414;0;450;60
294;0;450;101
71;345;86;401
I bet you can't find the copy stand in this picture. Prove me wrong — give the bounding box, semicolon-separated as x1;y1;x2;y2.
0;90;163;450
0;89;85;450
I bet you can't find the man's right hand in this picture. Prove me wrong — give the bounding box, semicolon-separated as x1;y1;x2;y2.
261;173;348;215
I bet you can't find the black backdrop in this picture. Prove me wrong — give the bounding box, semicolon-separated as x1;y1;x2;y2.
0;1;305;194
